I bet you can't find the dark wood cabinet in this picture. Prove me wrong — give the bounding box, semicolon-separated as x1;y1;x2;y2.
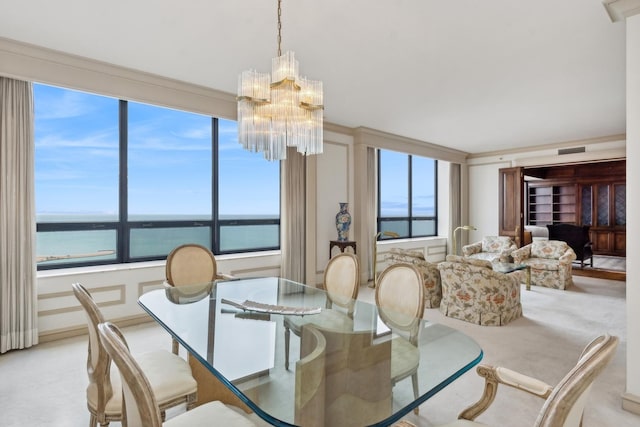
523;160;625;257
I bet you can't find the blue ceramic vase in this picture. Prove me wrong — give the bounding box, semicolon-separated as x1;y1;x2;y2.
335;202;352;242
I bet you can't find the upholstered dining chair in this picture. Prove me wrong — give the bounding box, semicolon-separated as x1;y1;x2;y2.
97;321;259;427
72;283;198;427
393;334;618;427
375;263;425;415
283;252;359;370
165;243;233;353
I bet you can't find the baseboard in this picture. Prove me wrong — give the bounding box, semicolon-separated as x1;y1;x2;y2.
622;392;640;415
38;313;153;343
572;268;626;281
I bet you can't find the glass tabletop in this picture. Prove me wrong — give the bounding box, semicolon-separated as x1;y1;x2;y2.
138;277;483;427
492;262;527;274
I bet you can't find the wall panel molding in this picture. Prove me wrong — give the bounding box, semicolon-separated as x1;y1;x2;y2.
38;284;125;317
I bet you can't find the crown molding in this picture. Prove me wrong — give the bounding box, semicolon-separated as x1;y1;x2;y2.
603;0;640;22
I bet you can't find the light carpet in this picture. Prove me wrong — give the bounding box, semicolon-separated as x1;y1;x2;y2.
370;275;634;426
0;275;636;426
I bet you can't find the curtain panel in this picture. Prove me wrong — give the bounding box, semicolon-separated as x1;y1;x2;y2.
0;77;38;353
280;147;306;282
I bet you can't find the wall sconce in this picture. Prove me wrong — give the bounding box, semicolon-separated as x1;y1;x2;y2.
370;230;400;288
452;225;476;255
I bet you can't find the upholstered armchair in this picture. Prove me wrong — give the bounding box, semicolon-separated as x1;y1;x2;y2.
437;255;522;326
462;236;517;263
511;240;576;290
385;248;442;308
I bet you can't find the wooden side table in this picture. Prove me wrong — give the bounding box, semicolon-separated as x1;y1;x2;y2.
329;240;357;258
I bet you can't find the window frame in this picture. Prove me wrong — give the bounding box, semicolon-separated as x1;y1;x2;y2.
376;149;438;239
35;86;280;271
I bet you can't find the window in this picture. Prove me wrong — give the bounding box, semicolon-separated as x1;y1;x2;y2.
377;149;437;238
35;83;280;270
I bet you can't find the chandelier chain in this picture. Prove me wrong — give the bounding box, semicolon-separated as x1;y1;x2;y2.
277;0;282;57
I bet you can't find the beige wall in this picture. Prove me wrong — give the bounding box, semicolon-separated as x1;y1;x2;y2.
624;11;640;412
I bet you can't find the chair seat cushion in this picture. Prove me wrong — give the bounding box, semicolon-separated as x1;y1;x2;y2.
87;350;197;416
391;336;419;380
521;258;561;271
164;401;256;426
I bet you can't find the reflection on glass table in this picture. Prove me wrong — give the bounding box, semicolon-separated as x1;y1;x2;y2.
139;277;483;427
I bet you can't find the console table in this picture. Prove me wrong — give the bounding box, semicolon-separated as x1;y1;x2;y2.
329;240;357;257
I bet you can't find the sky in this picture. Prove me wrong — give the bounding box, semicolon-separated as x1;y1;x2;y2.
34;83;435;220
34;83;280;218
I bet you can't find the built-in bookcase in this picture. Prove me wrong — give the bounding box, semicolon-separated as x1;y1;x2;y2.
527;184;576;225
523;160;625;256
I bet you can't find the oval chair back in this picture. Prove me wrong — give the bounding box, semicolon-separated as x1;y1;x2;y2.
375;263;425;341
165;243;217;287
323;252;359;311
98;322;163;427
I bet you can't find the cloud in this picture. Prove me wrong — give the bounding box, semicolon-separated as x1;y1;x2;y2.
35;86;105;120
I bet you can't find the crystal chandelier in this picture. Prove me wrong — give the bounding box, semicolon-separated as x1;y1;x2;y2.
237;0;324;161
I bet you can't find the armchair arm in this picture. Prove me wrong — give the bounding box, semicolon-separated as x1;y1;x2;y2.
559;248;577;264
462;242;482;256
458;364;553;421
499;244;518;263
511;245;531;264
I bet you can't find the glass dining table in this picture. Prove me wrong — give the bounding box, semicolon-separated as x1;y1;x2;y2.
138;277;483;427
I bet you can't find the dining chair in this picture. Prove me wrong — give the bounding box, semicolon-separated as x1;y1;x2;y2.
97;321;258;427
375;263;425;415
283;252;359;370
72;283;198;427
393;334;618;427
165;243;233;354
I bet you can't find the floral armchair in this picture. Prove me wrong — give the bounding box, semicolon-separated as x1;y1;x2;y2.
511;240;576;290
385;248;441;308
437;255;522;326
462;236;517;263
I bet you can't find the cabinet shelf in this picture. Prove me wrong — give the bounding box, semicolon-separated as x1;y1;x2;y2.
527;184;575;225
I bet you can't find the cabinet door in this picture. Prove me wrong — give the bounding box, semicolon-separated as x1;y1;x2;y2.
499;167;524;246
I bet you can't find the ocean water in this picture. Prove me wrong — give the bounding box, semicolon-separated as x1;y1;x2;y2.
37;214;279;265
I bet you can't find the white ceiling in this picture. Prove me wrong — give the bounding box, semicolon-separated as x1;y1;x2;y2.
0;0;627;154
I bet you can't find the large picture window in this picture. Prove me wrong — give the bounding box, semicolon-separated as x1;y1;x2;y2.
377;149;437;238
35;84;280;270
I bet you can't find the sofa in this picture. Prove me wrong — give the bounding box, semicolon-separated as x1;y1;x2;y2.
385;248;441;308
462;236;517;263
546;223;593;268
511;240;576;290
437;255;522;326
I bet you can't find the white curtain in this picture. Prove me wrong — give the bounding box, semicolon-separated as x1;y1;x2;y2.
449;163;461;255
280;148;306;282
0;77;38;353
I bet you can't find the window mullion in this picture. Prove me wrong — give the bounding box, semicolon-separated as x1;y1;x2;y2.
212;117;219;254
119;100;128;263
408;154;413;237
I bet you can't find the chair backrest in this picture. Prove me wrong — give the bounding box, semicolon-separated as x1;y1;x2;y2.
71;283;114;416
535;334;618;427
323;253;359;310
375;263;425;343
98;322;163;427
546;224;591;259
166;243;217;286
